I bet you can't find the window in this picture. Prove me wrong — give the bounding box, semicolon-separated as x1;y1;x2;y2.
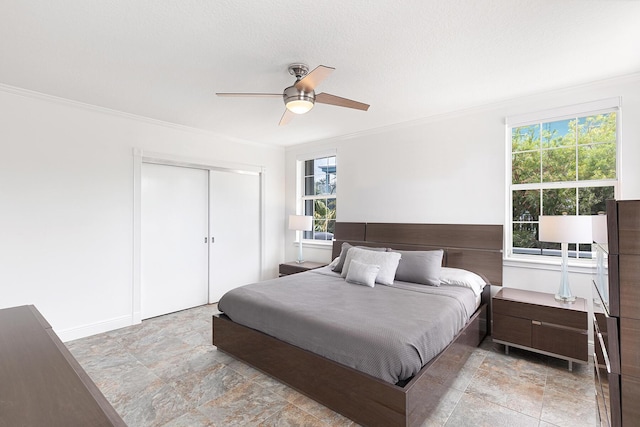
508;101;618;260
301;155;336;241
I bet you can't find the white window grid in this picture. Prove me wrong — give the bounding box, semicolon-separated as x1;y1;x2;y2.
297;153;337;244
506;100;620;261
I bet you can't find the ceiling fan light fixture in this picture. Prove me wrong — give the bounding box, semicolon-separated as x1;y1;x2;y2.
217;64;369;125
283;86;315;114
286;99;314;114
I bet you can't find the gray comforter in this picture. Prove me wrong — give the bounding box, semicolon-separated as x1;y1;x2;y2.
218;267;478;384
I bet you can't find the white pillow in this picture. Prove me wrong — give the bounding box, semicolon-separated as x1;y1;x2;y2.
440;267;486;296
345;260;380;287
328;256;340;269
341;247;401;286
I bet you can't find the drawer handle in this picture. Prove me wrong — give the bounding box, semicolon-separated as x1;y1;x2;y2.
532;320;542;325
597;332;612;373
593;321;613;373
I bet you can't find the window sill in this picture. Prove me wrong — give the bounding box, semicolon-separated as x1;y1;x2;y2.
504;255;596;274
294;240;334;250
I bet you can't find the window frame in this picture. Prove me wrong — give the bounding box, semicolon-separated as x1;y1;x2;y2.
296;150;337;246
505;98;621;263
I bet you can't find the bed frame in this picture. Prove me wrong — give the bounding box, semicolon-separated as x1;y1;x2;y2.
213;222;502;427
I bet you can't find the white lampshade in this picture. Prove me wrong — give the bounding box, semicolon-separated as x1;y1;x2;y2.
288;215;313;231
539;215;593;243
592;214;608;244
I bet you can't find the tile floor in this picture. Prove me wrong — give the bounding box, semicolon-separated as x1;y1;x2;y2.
66;304;596;427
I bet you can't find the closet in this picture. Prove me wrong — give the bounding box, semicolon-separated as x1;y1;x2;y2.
141;163;209;319
140;160;262;319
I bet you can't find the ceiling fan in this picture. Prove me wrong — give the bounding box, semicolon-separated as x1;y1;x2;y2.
216;64;370;126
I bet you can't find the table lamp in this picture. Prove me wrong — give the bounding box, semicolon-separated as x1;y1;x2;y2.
539;214;592;303
289;215;313;263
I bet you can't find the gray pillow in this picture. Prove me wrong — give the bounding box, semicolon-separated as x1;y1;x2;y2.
332;242;386;273
345;260;380;287
394;249;444;286
341;247;401;286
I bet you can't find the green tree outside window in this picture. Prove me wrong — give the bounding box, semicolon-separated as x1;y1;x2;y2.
511;112;617;257
302;156;337;241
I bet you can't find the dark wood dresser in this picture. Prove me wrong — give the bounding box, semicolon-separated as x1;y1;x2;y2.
0;305;125;427
593;199;640;427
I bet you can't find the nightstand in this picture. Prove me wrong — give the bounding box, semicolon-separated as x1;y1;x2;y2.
279;261;327;276
492;287;588;370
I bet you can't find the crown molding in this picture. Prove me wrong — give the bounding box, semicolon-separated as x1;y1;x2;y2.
0;83;283;152
3;70;638;154
286;71;640;150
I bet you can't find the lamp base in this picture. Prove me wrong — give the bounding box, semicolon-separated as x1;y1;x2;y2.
296;234;305;264
555;241;576;304
555;293;576;303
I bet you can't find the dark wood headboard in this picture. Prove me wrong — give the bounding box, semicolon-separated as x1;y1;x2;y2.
332;222;503;286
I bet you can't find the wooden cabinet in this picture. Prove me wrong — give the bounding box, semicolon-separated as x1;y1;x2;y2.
622;375;640;425
619;254;640;321
0;305;125;426
279;261;327;276
594;308;621;427
492;288;588;370
593;199;640;427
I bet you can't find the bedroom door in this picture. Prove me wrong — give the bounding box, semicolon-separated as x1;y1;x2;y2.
208;170;261;302
141;163;209;319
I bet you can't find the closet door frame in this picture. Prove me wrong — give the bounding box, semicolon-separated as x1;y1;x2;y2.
132;148;265;324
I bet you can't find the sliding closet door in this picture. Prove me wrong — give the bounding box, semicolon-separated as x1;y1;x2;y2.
209;170;261;302
141;163;209;319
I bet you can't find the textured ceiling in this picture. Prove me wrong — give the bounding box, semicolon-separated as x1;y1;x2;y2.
1;0;639;147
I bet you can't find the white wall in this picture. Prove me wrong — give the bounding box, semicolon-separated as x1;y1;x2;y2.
0;87;285;341
285;74;640;301
6;73;635;342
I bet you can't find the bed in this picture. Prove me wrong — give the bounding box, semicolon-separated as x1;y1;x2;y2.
212;222;503;427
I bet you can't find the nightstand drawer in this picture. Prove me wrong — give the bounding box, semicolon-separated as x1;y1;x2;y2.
493;298;586;330
492;313;531;347
532;323;588;361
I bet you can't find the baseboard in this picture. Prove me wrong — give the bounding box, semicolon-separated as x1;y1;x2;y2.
56;314;135;342
132;310;142;324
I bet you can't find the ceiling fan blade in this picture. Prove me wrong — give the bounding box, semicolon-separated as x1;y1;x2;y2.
315;92;370;111
216;93;282;97
295;65;335;92
279;109;295;126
